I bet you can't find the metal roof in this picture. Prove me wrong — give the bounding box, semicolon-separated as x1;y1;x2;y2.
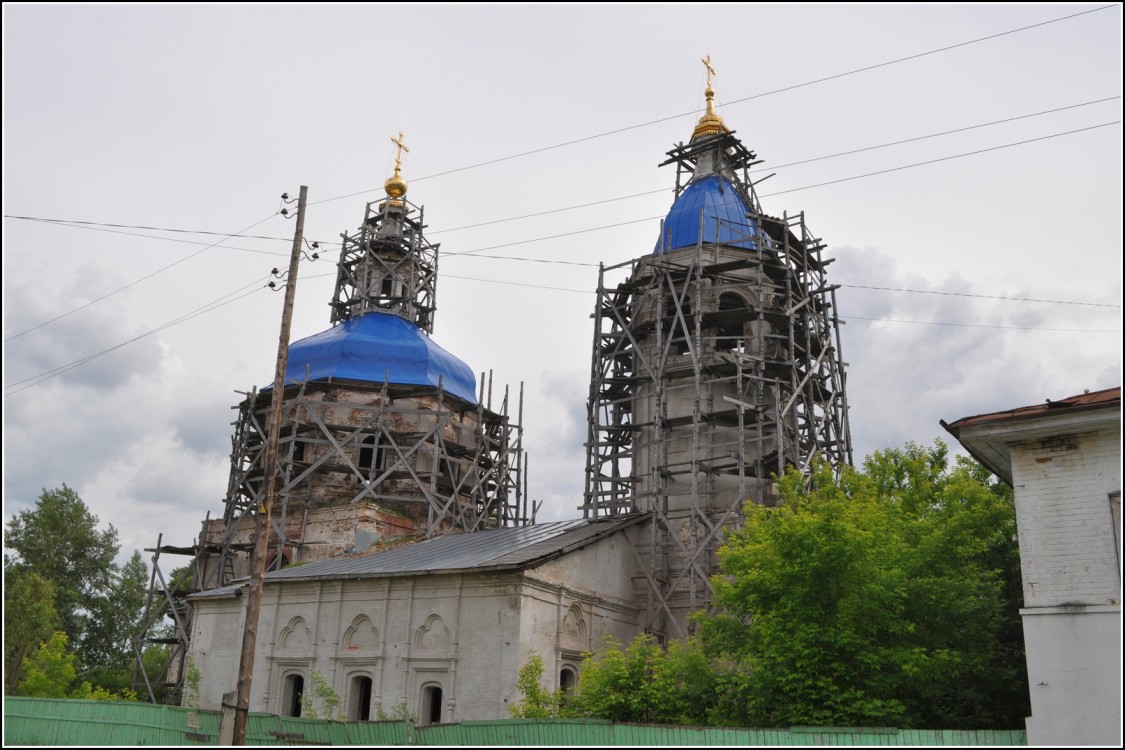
271;311;478;403
941;386;1120;486
942;386;1120;431
191;515;646;598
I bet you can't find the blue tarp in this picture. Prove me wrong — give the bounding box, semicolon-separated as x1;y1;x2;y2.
271;312;478;403
654;174;758;253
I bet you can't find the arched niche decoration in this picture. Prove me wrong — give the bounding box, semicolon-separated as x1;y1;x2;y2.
561;604;588;648
278;616;312;653
342;614;381;653
413;614;450;653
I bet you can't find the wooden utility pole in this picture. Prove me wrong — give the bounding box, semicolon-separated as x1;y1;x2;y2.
231;186;308;745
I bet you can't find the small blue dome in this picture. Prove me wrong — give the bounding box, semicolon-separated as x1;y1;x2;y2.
275;312;478;403
654;175;757;253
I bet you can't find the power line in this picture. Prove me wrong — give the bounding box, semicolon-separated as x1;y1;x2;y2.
3;212;282;343
8;95;1116;250
9;248;1115;395
308;4;1118;207
8;117;1119;313
840;284;1120;308
4;276;271;395
762;121;1121;198
442;274;594;294
442;120;1121;258
846;315;1120;334
768;96;1121;170
5;117;1118;351
2;215;293;242
427;95;1119;236
3;217;291;256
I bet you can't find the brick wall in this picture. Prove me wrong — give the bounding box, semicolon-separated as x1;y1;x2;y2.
1010;427;1121;607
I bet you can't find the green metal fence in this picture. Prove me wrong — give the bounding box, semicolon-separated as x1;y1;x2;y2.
3;698;1027;746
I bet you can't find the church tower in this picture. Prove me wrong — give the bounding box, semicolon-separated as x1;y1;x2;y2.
583;58;852;639
197;135;529;590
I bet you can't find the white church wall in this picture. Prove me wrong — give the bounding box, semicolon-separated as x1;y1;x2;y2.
188;595;246;711
186;530;645;722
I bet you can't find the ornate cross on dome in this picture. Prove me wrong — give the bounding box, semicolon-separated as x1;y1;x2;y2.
702;54;716;89
390;131;410;175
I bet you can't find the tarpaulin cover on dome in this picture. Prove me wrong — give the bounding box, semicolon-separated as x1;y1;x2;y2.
271;312;478;403
654;174;758;253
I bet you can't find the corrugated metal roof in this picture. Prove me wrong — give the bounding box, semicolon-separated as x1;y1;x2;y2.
943;386;1120;431
191;515;645;598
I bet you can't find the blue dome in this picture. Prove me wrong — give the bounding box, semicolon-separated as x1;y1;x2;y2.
274;312;478;403
654;175;757;253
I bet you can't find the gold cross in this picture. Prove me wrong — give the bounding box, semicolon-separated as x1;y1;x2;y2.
390;131;410;172
702;55;716;88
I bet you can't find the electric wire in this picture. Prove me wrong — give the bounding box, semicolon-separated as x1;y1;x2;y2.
8;96;1118;272
4;275;272;395
761;121;1121;198
11;90;1118;252
307;4;1118;207
4;7;1116;344
846;315;1120;334
3;212;282;343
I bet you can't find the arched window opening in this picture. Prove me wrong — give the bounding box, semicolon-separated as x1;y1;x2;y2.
265;550;290;572
282;673;305;718
718;293;747;352
359;434;389;479
421;684;443;725
559;666;577;697
349;675;373;722
377;276;397;309
663;296;693;355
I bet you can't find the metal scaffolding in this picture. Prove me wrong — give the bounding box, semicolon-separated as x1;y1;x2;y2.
582;129;852;640
134;180;529;701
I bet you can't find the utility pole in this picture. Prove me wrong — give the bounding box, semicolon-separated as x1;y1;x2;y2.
231;186;308;745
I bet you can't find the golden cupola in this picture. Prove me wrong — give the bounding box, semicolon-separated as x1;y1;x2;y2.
384;131;409;204
692;54;729;140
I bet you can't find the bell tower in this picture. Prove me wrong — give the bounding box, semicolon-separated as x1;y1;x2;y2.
583;57;852;639
331;132;439;331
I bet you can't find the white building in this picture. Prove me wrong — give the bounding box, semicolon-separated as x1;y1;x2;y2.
943;387;1121;746
188;516;644;722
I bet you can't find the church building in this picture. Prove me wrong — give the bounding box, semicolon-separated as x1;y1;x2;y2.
168;60;851;723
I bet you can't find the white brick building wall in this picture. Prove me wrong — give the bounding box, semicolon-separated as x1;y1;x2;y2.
945;389;1121;746
1011;429;1120;608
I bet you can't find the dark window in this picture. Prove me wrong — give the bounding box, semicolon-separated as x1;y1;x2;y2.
422;685;443;725
349;676;373;721
359;435;388;477
292;439;306;462
718;293;746;351
560;666;577;696
283;674;304;717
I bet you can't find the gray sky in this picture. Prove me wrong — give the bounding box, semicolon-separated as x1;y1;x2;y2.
4;4;1121;564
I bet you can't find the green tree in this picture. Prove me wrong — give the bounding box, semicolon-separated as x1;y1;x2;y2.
4;485;148;689
18;631;77;698
3;567;59;693
83;550;149;692
301;670;346;722
703;441;1028;729
564;635;721;725
509;652;562;718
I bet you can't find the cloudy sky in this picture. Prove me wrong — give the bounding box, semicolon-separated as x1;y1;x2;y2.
4;4;1121;565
